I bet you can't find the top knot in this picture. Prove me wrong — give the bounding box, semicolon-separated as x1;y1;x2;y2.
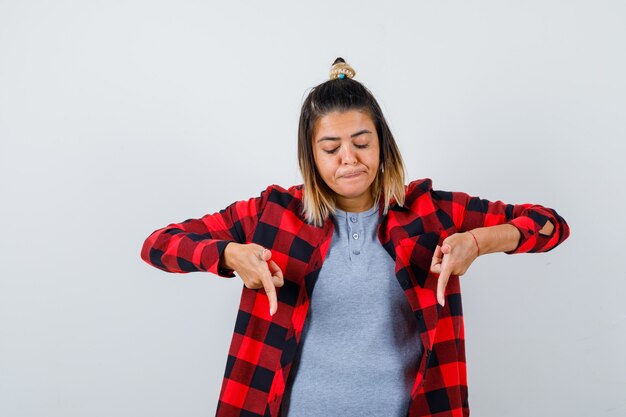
329;57;356;80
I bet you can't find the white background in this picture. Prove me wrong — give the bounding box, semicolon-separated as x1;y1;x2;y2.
1;1;624;416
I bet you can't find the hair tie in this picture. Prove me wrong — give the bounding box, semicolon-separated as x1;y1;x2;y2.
329;57;356;80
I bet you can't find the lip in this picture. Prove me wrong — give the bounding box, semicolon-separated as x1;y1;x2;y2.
339;171;365;179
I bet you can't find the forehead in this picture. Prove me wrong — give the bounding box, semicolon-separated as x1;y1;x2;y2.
313;109;376;139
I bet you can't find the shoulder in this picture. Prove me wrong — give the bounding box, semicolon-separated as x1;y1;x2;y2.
402;177;434;206
405;177;461;202
406;177;433;195
263;183;304;199
254;183;305;213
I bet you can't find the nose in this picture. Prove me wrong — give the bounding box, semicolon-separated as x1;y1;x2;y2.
340;145;357;165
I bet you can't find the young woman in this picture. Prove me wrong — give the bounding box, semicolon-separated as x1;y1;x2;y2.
141;57;570;417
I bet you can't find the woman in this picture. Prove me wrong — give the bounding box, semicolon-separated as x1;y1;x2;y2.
140;58;570;417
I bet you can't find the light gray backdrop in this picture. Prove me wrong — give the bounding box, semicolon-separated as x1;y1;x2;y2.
1;1;624;416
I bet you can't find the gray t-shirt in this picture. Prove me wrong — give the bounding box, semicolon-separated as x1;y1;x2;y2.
280;203;423;416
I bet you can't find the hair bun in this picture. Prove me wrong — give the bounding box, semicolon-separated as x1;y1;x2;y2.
329;57;356;80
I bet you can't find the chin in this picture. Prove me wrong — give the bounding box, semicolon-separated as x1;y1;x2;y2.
334;185;370;198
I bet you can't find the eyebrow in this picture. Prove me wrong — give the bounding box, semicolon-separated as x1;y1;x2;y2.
316;129;372;143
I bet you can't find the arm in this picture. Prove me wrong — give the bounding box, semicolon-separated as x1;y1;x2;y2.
140;185;273;277
430;187;570;306
436;189;570;254
469;220;554;255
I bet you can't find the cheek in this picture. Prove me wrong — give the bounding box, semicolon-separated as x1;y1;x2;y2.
312;153;327;175
367;153;380;168
317;160;334;179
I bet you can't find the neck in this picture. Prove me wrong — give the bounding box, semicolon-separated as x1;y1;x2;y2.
336;194;374;213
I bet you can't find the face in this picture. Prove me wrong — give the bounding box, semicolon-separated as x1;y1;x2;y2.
312;109;380;212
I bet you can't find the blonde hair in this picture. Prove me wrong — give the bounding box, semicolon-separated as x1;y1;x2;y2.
297;64;407;227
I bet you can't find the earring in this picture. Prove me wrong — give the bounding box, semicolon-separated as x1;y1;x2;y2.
380;164;384;173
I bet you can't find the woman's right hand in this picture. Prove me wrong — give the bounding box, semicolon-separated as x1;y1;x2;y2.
222;242;284;316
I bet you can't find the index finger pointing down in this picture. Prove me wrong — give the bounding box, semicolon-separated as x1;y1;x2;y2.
437;262;451;307
261;270;278;316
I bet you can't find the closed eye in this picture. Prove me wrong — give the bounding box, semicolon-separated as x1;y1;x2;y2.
323;144;369;154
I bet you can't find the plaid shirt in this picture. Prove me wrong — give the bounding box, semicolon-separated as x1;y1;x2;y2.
140;178;570;417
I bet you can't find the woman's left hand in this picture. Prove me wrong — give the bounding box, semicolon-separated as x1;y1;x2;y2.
430;232;480;307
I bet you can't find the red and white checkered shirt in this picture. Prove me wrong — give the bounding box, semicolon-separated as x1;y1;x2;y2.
141;178;570;417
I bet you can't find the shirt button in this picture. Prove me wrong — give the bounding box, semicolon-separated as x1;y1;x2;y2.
353;250;360;255
350;216;357;223
352;233;359;240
